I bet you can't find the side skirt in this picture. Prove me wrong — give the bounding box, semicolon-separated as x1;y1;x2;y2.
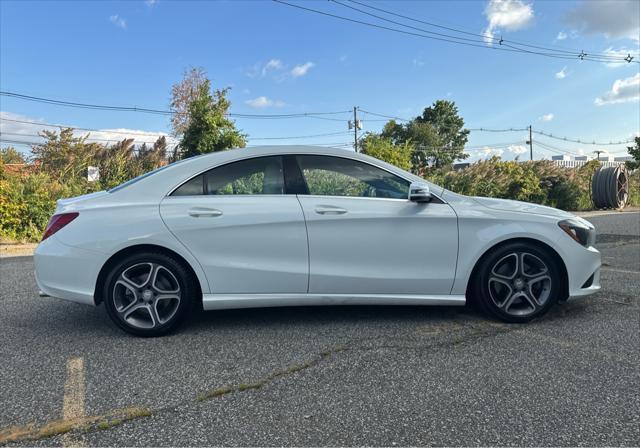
201;293;466;311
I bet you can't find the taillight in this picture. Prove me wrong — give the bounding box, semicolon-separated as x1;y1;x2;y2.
41;212;79;241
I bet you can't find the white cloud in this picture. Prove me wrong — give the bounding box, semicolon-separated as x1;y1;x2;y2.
262;59;283;77
480;146;505;157
539;113;554;122
145;0;156;6
247;60;315;80
291;62;315;78
412;58;425;67
109;15;127;29
483;0;534;45
508;144;528;154
244;96;285;108
339;55;348;63
555;66;568;79
0;111;177;147
556;31;568;41
601;47;639;67
566;0;639;41
595;73;640;105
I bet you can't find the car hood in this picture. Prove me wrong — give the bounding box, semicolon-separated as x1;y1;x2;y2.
472;196;574;219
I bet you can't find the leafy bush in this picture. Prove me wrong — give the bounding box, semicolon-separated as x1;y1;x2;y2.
0;171;85;242
424;158;602;211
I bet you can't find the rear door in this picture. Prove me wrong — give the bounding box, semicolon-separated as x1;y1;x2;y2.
293;155;458;295
160;155;308;294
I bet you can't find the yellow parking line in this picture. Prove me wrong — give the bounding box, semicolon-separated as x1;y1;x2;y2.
61;357;86;448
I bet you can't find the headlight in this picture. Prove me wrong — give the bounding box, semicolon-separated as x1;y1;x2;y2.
558;218;596;247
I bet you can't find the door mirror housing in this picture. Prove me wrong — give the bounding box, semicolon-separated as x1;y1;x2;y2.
409;182;432;203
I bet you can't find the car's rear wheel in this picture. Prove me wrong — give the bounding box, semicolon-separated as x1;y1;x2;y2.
103;252;194;336
471;242;562;323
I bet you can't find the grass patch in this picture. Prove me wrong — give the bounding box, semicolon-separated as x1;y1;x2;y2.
197;346;347;403
0;406;151;444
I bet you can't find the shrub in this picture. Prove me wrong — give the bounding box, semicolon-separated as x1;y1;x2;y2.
424;158;601;211
0;171;86;242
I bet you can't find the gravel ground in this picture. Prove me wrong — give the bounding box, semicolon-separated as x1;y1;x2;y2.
0;212;638;446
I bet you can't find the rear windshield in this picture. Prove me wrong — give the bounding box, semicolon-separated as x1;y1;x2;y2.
107;156;202;193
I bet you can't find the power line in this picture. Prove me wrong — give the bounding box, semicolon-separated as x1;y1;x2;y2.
3;92;635;146
0;117;178;139
273;0;638;64
534;136;629;155
531;129;634;146
249;131;352;140
358;109;410;122
0;91;352;119
341;0;639;61
0;118;350;144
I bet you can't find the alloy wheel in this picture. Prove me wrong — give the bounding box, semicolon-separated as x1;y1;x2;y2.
487;252;552;317
112;262;182;329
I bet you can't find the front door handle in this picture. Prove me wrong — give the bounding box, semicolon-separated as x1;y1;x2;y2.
188;207;223;218
314;205;347;215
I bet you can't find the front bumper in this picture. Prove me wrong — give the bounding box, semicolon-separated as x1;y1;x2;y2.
565;244;601;299
34;236;104;306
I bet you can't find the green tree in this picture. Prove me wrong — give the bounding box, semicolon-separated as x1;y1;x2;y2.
0;146;26;164
626;136;640;170
170;67;209;136
360;134;413;171
381;100;469;173
415;100;469;168
180;80;246;158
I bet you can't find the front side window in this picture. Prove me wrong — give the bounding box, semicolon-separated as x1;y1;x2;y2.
172;156;284;196
296;155;410;199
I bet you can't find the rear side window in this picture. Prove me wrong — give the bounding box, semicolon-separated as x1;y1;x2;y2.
171;156;284;196
172;174;204;196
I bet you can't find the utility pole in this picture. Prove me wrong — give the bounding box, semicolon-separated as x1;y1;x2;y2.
348;106;362;152
527;125;533;161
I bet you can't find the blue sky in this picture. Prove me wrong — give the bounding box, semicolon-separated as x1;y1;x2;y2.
1;0;639;161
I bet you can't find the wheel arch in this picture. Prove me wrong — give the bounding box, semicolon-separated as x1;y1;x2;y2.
465;237;569;302
94;244;203;306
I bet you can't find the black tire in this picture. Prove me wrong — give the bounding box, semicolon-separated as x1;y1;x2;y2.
470;242;562;323
103;251;195;336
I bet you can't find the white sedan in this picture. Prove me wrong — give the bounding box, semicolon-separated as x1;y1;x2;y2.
35;146;601;336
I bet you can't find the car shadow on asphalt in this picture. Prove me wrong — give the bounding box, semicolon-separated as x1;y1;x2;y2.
22;292;594;339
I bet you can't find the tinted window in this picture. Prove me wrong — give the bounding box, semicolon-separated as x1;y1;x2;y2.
109;156;202;193
172;174;204;196
171;156;284;196
296;155;409;199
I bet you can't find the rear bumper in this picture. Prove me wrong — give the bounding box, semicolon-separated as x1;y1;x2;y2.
34;236;104;306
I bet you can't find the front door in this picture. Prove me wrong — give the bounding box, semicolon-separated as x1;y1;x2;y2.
294;155;458;295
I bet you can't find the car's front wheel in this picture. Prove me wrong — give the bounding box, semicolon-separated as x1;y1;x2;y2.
471;242;562;323
103;252;194;336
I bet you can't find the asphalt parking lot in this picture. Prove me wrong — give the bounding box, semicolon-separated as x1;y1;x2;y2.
1;211;638;447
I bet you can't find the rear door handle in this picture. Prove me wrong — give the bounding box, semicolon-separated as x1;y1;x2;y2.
314;205;347;215
188;207;223;218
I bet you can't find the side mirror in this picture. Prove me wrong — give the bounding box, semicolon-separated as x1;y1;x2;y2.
409;182;432;203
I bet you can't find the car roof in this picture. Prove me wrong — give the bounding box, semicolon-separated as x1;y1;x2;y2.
110;145;442;201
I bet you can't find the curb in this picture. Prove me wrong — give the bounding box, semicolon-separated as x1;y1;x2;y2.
0;243;38;258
